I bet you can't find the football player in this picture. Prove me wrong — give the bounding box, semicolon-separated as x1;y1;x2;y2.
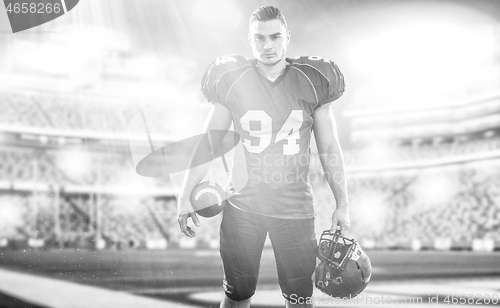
178;6;350;308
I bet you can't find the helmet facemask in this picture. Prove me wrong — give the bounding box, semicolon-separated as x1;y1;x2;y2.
315;230;372;299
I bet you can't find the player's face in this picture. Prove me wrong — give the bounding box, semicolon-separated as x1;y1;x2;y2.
248;19;290;66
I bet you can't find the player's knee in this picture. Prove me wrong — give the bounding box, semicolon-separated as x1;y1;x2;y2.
224;288;255;301
224;276;257;301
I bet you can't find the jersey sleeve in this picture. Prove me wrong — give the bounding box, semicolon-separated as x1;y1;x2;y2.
201;58;222;104
200;55;250;108
323;59;345;105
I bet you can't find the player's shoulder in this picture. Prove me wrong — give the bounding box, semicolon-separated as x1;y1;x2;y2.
204;54;253;79
201;54;253;102
289;55;340;81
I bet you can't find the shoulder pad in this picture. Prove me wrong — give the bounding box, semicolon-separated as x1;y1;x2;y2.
290;56;336;77
201;55;252;102
291;56;345;105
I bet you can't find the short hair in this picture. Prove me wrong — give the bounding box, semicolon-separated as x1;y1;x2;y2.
249;6;287;29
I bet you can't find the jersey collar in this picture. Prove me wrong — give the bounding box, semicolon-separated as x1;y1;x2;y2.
252;58;291;87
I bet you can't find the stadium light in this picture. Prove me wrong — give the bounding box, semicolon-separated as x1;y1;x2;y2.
411;171;458;208
55;148;91;182
351;189;387;235
11;25;129;77
12;40;68;75
0;200;24;231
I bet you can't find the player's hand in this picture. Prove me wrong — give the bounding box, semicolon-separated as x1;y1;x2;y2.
177;201;200;238
330;205;350;235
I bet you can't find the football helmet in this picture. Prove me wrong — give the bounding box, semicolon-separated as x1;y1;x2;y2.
314;230;372;299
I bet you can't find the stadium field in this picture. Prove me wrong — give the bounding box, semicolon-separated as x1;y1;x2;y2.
0;249;499;307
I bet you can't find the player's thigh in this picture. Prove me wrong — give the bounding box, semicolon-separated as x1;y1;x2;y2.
219;205;267;298
268;218;317;298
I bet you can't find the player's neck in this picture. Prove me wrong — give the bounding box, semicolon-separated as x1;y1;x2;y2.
256;58;287;82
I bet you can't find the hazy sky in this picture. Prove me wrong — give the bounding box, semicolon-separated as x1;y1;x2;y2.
1;0;499;146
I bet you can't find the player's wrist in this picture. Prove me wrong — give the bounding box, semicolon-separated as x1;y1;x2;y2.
178;199;195;213
335;202;349;209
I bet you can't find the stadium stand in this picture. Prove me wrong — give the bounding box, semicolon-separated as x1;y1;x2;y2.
0;87;499;251
0;90;144;133
339;85;500;250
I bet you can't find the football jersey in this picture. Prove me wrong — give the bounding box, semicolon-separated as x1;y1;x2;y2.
201;54;345;219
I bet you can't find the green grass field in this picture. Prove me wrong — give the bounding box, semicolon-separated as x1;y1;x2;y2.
0;248;499;307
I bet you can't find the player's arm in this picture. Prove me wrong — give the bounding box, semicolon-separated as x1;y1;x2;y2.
312;103;350;234
177;103;233;238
